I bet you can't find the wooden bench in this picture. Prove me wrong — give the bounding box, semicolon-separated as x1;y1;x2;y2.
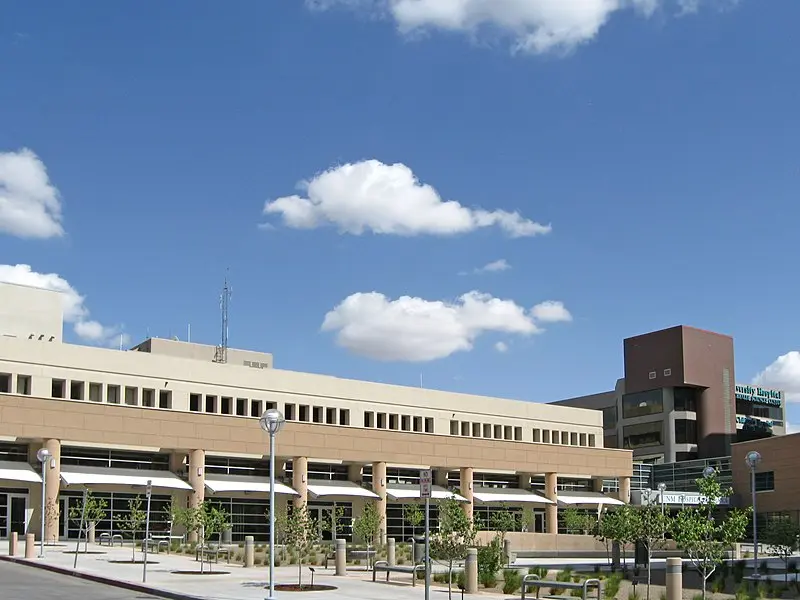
521;574;601;600
372;561;425;587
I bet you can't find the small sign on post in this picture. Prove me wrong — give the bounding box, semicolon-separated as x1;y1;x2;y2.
420;469;432;499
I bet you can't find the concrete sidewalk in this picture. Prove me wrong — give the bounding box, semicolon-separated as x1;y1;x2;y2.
1;540;441;600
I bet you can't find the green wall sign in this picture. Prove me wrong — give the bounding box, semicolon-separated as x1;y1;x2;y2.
735;384;783;406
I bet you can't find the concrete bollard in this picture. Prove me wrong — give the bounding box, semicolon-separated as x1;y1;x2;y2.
503;538;516;566
465;548;478;594
244;536;255;568
335;538;347;576
666;557;682;600
24;533;35;559
88;522;96;544
387;538;396;566
8;532;18;556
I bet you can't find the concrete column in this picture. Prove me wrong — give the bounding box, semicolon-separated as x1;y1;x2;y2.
618;476;631;504
465;548;478;594
592;477;604;493
335;538;347;575
24;533;35;559
44;439;61;544
8;532;18;556
435;468;449;487
293;456;308;508
372;461;387;544
518;472;532;490
387;537;396;566
666;557;682;600
188;449;205;543
244;536;255;568
348;463;363;483
545;473;558;535
460;467;474;521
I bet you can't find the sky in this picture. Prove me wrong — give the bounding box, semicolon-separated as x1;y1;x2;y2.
1;0;799;426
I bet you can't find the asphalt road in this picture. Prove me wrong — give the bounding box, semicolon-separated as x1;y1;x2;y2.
0;561;160;600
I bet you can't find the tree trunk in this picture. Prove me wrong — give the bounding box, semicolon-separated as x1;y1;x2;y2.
448;560;453;600
132;531;136;562
646;544;651;600
298;558;303;587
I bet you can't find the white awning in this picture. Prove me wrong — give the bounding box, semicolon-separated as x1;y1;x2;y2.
557;491;625;507
307;480;379;499
60;466;192;490
0;460;42;484
473;487;554;504
387;485;468;502
205;476;297;495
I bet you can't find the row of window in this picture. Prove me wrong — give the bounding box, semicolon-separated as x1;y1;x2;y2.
51;377;172;409
0;372;31;395
362;411;435;433
448;420;597;447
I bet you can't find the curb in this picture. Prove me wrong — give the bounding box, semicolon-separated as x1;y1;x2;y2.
0;554;203;600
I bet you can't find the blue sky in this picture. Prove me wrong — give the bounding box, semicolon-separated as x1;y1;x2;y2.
1;0;798;423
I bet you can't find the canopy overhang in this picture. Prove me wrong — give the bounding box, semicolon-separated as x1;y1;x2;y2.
0;460;42;484
472;487;554;504
205;476;297;495
307;480;379;499
387;485;468;502
557;491;625;507
60;466;192;490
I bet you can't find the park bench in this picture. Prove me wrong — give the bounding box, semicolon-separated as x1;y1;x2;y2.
372;560;425;586
521;574;602;600
195;542;230;564
98;533;123;547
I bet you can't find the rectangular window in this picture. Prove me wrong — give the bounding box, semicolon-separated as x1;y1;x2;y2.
401;415;411;431
236;398;247;416
462;422;471;437
190;394;202;412
220;396;232;415
755;471;775;492
604;435;616;448
205;395;217;413
51;379;66;398
70;380;85;400
251;400;263;418
673;387;698;412
622;389;664;419
602;406;618;429
413;416;423;432
389;414;399;430
561;431;569;445
542;430;551;444
285;403;296;420
364;411;375;428
579;433;587;447
16;375;31;395
124;386;137;406
142;388;155;407
494;424;502;439
424;417;434;433
313;406;323;423
339;409;350;426
159;390;172;409
472;423;481;437
450;420;459;435
674;419;698;444
622;421;663;449
515;427;523;441
504;425;513;440
89;382;103;402
533;428;541;443
265;401;277;411
107;385;121;404
0;373;10;394
377;413;387;429
299;405;310;422
326;407;336;425
570;432;578;446
552;430;560;444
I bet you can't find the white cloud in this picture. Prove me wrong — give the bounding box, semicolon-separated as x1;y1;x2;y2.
263;160;550;238
0;264;130;348
494;341;509;353
321;290;569;361
475;259;511;274
307;0;737;55
753;351;800;402
530;300;572;323
0;148;65;239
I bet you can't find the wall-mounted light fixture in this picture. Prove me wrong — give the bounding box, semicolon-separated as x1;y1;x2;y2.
49;457;56;469
197;467;203;477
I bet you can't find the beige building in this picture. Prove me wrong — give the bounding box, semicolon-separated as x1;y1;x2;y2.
0;282;632;550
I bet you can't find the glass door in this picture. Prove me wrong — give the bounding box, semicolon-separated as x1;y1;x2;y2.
8;495;27;535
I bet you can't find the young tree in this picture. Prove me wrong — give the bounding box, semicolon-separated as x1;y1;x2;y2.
634;504;670;600
284;504;319;587
353;502;383;569
115;496;147;562
490;508;519;566
321;505;346;541
431;497;477;600
173;501;231;573
671;472;750;600
403;503;424;540
598;505;637;573
68;492;108;552
595;508;617;567
763;515;800;584
563;508;595;535
202;502;232;572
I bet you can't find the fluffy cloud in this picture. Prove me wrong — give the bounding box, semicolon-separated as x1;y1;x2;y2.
321;290;570;361
530;300;572;323
0;264;130;348
494;341;509;353
263;160;550;238
0;148;65;239
753;351;800;402
474;259;511;274
307;0;737;54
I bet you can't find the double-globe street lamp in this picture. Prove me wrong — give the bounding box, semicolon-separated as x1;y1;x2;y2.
745;451;762;579
260;409;286;600
36;447;51;558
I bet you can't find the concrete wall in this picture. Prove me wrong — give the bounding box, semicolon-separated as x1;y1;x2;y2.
0;283;63;343
731;433;800;514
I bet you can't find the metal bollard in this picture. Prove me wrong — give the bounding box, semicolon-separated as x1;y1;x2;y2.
8;532;18;557
335;538;347;576
666;557;682;600
24;533;35;559
387;538;396;566
465;547;478;594
244;536;254;568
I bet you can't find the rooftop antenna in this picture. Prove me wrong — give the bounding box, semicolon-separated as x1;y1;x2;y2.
213;272;231;364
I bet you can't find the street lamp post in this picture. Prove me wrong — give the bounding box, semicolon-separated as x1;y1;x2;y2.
657;482;667;517
36;448;51;558
260;409;286;600
746;451;762;579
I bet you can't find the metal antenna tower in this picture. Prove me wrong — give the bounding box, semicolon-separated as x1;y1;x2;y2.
213;274;232;363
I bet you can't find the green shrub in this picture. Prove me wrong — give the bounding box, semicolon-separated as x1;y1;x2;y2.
604;573;622;600
711;576;726;594
434;572;448;584
734;582;750;600
733;560;746;583
692;594;703;600
529;566;548;578
502;569;522;595
480;571;498;588
456;570;466;589
659;591;667;600
556;568;573;582
628;590;641;600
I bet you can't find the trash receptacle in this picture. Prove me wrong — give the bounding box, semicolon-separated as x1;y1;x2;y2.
410;535;426;563
222;528;232;545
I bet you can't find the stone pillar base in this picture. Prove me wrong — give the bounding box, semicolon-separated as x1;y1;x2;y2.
24;533;35;559
666;557;682;600
244;536;254;568
335;538;347;576
8;532;18;556
465;548;478;593
387;538;396;566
